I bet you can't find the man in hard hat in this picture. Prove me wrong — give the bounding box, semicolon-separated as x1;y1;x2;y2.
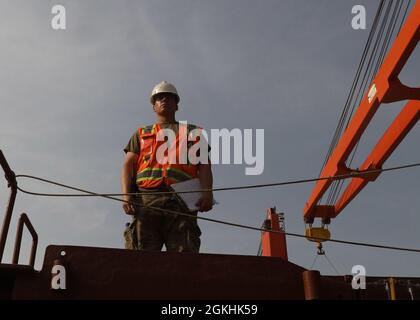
121;81;213;252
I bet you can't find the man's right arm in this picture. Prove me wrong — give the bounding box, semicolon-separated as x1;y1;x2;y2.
121;151;139;215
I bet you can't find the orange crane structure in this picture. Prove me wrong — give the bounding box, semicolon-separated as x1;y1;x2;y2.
303;1;419;227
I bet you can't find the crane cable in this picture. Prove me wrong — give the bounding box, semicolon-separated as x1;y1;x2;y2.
328;0;409;205
328;0;394;205
310;251;341;275
321;0;386;204
321;0;412;206
321;0;385;177
13;161;420;254
15;161;420;197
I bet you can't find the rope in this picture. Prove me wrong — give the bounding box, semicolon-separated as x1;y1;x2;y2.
329;0;404;206
322;0;413;206
15;161;420;197
310;254;319;270
309;251;341;275
257;221;265;256
327;0;391;204
320;0;385;178
398;0;412;35
374;0;403;76
12;162;420;254
322;0;386;204
324;253;341;276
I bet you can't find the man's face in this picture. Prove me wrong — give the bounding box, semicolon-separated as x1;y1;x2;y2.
153;93;178;115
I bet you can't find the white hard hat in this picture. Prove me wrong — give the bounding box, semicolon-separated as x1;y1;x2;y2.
150;81;180;104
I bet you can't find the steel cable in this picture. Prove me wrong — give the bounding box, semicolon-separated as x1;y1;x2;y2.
13;161;420;254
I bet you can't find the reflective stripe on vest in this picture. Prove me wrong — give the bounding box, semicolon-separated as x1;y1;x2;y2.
136;167;193;184
136;123;200;188
136;168;163;182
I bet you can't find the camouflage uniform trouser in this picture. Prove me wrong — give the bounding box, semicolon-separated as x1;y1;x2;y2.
124;187;201;253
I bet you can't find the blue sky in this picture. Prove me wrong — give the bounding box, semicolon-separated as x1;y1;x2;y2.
0;0;419;277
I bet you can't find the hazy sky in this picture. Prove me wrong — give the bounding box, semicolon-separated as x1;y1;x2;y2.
1;0;419;277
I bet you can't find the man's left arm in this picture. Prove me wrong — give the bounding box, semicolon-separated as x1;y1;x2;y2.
196;159;213;212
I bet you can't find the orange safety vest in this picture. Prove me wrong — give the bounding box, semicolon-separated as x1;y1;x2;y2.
136;123;202;189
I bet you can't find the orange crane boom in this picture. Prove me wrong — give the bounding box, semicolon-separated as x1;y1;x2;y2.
303;1;420;223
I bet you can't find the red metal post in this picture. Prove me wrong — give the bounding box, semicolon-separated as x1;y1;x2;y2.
261;208;288;260
0;150;17;263
12;213;38;267
302;270;322;300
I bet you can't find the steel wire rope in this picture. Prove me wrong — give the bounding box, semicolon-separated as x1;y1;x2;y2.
323;252;341;275
319;0;385;177
373;0;403;75
15;161;420;197
310;253;319;270
328;0;393;201
329;0;401;205
398;0;412;35
12;162;420;254
330;0;410;206
322;0;386;204
326;0;406;205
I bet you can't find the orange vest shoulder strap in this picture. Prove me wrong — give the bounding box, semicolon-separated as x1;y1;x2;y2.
138;124;158;159
138;124;157;136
